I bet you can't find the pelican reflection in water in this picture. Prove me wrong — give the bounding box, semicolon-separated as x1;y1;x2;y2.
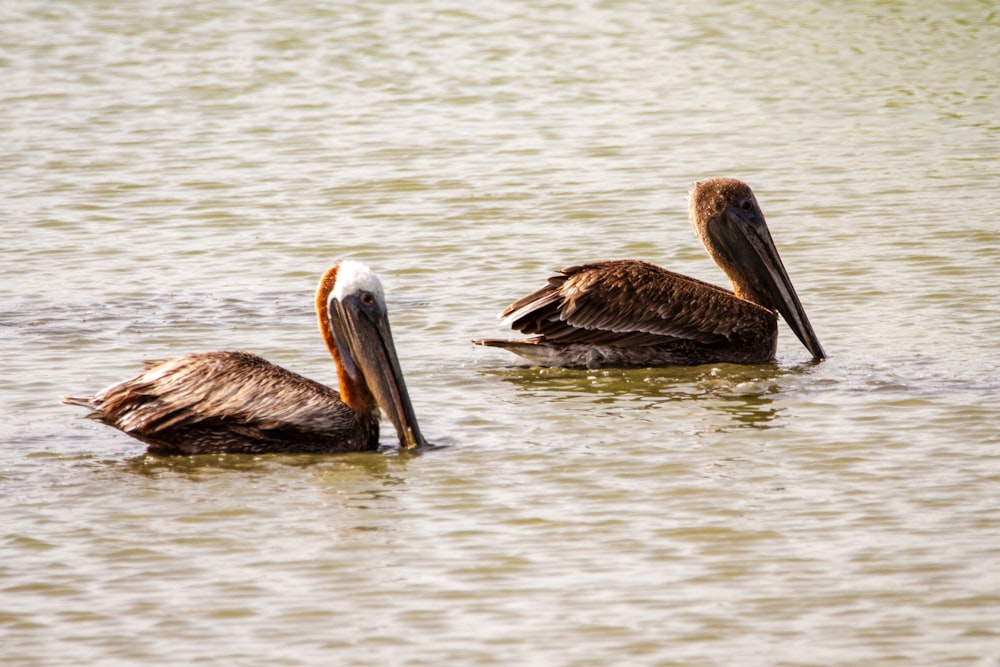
474;178;825;368
64;260;427;455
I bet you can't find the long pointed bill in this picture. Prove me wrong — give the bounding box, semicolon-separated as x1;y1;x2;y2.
720;208;827;361
329;296;427;449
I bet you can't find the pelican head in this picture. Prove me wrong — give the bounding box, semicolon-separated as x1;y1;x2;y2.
690;178;826;360
324;260;427;449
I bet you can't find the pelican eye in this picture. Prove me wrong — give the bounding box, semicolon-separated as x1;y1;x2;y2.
740;199;753;211
359;291;377;307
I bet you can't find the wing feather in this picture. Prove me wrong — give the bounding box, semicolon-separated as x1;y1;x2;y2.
86;351;349;438
501;260;774;347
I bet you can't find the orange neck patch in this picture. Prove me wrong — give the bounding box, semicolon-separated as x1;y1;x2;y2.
316;264;375;413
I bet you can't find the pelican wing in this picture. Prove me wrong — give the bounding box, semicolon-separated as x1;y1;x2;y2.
502;260;774;347
83;351;352;440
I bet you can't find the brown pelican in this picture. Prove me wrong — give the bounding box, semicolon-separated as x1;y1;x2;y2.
64;260;427;455
474;178;825;368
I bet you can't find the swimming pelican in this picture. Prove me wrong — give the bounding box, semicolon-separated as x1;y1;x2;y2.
474;178;825;368
64;260;427;454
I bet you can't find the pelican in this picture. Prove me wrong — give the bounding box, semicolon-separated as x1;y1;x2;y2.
64;260;427;455
473;178;825;368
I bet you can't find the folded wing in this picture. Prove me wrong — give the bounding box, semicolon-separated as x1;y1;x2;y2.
501;260;775;347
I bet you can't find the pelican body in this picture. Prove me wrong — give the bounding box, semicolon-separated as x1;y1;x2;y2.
474;178;825;368
64;261;427;455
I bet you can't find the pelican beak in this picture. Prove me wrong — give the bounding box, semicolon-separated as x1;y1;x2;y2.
328;295;427;449
720;205;826;361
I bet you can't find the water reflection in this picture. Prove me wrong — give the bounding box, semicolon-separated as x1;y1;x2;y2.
484;362;823;430
104;450;415;519
710;391;780;430
115;448;408;479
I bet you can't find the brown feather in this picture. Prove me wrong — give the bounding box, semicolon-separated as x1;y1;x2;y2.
504;260;774;350
66;351;378;455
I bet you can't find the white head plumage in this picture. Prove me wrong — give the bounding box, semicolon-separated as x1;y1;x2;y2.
332;260;385;303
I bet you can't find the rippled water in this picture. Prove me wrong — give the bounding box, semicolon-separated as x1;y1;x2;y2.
3;1;999;665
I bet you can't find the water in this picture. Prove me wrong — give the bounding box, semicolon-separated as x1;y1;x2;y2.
2;1;999;665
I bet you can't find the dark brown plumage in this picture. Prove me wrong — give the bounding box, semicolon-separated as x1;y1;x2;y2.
64;261;426;455
474;178;825;368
